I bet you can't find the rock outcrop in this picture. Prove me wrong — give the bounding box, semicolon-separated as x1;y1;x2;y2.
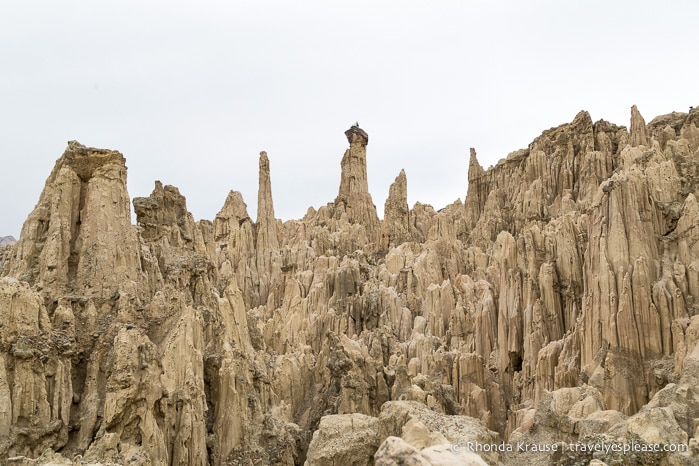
2;111;699;465
380;169;415;252
0;236;15;248
305;401;496;465
5;141;140;298
333;125;380;236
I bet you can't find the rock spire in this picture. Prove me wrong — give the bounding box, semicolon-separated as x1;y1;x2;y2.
255;151;281;305
380;169;411;250
630;104;649;147
256;151;278;250
334;124;380;233
464;147;486;229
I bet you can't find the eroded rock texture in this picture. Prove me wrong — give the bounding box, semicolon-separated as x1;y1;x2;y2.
2;112;699;465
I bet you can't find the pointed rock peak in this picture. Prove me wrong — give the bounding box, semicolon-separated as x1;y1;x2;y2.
257;150;275;225
219;190;250;220
389;169;408;197
469;147;480;164
382;168;411;249
345;124;369;147
259;151;269;169
571;110;593;131
468;148;484;181
630;105;649;147
255;149;279;304
385;169;408;214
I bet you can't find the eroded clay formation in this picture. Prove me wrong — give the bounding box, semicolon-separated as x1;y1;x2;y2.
2;110;699;465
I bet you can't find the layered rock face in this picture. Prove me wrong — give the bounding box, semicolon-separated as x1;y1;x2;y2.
5;142;140;298
2;112;699;465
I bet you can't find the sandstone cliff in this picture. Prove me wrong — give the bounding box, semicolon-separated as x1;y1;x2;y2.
2;111;699;465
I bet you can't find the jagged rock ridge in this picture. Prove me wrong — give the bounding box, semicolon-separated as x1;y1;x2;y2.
1;110;699;465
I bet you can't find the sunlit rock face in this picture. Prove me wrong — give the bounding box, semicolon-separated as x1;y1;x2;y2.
2;111;699;465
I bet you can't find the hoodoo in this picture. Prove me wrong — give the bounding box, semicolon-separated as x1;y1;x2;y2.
334;124;380;234
2;108;699;465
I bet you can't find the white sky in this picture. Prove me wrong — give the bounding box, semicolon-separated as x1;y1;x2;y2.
1;0;697;238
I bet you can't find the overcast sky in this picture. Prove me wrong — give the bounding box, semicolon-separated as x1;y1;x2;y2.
1;1;697;238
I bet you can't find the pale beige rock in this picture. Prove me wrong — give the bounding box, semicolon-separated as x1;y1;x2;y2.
377;401;499;465
576;410;626;437
623;406;688;445
381;169;412;251
374;436;432;466
464;148;486;231
255;151;282;306
6;141;141;297
0;354;11;439
630;105;649;147
306;401;493;466
334;125;380;234
304;413;380;466
212;190;258;306
401;418;448;450
4;106;699;465
420;444;489;466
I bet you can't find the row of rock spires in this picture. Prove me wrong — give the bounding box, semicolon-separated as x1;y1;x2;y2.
1;107;699;465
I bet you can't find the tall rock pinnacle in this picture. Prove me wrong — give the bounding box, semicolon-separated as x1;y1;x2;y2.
256;151;281;305
630;104;649;147
464;147;486;229
334;125;380;233
380;169;411;250
256;151;278;250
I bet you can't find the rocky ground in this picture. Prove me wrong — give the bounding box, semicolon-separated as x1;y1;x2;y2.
1;109;699;465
